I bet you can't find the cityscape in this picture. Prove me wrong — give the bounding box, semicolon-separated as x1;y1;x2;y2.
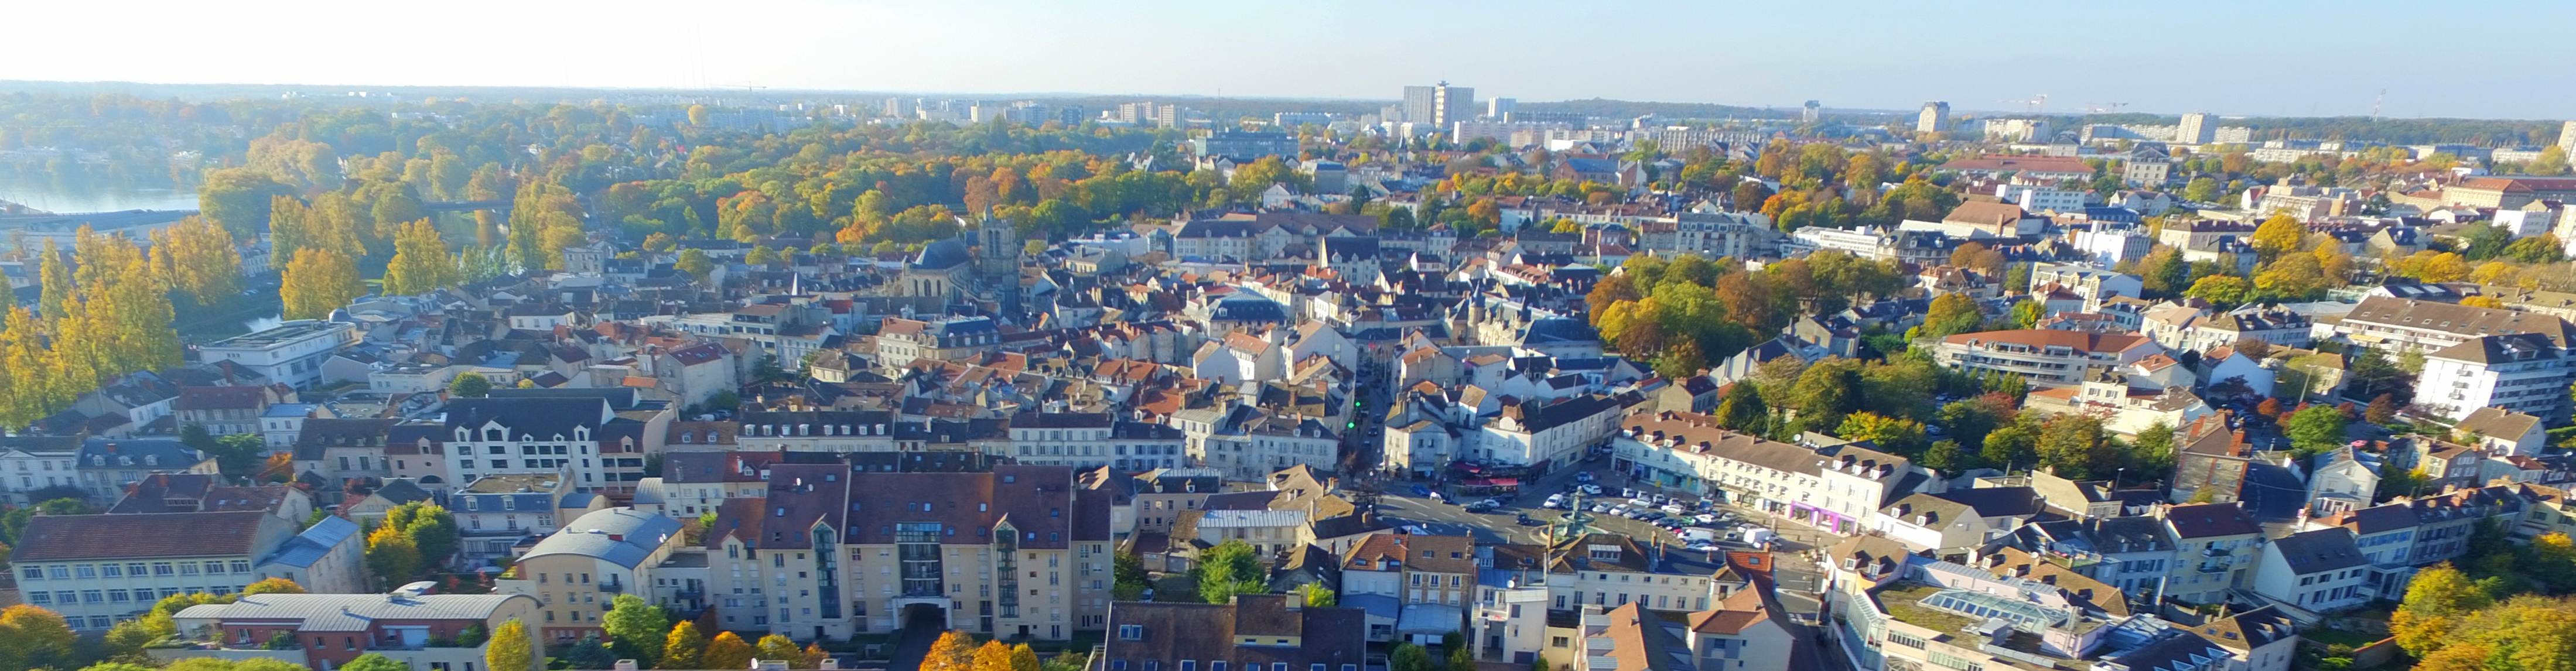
0;6;2574;671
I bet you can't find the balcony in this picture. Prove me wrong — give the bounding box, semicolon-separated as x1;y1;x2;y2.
598;581;625;594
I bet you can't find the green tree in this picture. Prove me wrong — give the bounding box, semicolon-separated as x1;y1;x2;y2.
658;621;706;670
603;594;668;666
1300;583;1337;607
1197;539;1266;604
2284;403;2349;455
1390;643;1436;671
1113;551;1150;601
196;168;295;238
1836;412;1928;455
341;653;413;671
365;523;421;587
2530;145;2571;175
449;372;493;398
1714;385;1769;433
382;219;457;296
675;248;716;286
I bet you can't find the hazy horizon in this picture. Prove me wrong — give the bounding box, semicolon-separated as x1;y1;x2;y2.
9;0;2572;120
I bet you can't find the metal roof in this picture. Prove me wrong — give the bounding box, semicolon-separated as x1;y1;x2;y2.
521;508;684;569
261;515;359;569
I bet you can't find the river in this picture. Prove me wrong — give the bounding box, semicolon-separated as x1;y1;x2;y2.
0;178;200;214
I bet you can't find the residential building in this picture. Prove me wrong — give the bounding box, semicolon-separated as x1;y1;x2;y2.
2250;528;2370;613
2413;333;2572;423
2323;296;2575;354
451;472;576;563
1915;101;1950;133
158;591;545;671
495;507;687;643
76;440;219;501
1100;595;1369;671
2030;264;2145;312
2171;605;2300;671
196;321;361;389
174;386;274;436
1189;131;1297;162
1617;412;1930;535
438;397;654;492
729;410;898;453
700;462;1116;641
1872;487;2045;557
2454;407;2547;456
2157;502;2264;605
2305;447;2382;516
1931;330;2162;387
1574;598;1793;671
876;316;1002;368
1342;533;1476;607
1475;394;1624;469
12;511;354;630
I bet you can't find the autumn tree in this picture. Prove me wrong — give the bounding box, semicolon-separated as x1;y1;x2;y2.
197;168;295;238
923;632;977;671
485;619;535;671
702;632;756;671
658;621;706;670
757;634;804;667
149;216;243;306
381;219;457;296
242;577;307;594
972;640;1016;671
364;522;421;587
2247;213;2304;260
1921;293;1983;338
280;248;364;320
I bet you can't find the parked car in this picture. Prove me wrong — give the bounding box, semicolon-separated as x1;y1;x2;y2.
1578;484;1603;495
1515;515;1545;526
1607;506;1632;518
1694;513;1720;525
1590;503;1612;513
1464;500;1499;513
1543;494;1567;509
1410;484;1432;497
1661;504;1689;515
1574;471;1595;483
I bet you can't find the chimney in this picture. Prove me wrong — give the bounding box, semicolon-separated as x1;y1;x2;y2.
614;661;641;670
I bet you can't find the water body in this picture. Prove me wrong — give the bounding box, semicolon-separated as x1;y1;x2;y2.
0;178;199;214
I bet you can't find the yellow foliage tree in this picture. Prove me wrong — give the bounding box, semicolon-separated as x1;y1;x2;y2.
702;632;756;671
923;631;977;671
2248;213;2304;258
382;218;457;296
281;248;364;320
485;619;535;671
972;640;1015;671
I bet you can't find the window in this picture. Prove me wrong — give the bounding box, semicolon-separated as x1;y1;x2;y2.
152;563;175;576
1119;625;1144;640
74;565;95;578
26;593;47;605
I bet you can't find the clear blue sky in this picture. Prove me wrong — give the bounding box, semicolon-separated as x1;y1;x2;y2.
13;0;2568;119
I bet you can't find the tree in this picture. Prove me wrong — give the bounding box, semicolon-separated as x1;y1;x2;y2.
922;632;976;671
1299;583;1337;607
675;248;716;286
2531;145;2571;175
449;372;493;398
2366;393;2399;424
603;594;668;666
1922;293;1983;338
1836;412;1928;455
702;632;756;671
972;640;1015;671
197;169;295;238
1113;551;1150;601
2284;404;2349;454
1714;385;1769;433
757;634;803;667
657;621;706;670
1655;341;1707;380
2249;213;2304;259
564;639;619;670
382;219;457;296
341;653;413;671
1197;539;1266;604
365;523;421;588
1008;643;1042;671
0;604;76;671
2183;275;2250;307
1390;643;1436;671
242;577;306;595
393;502;457;570
485;619;536;671
2391;563;2488;656
1448;645;1475;671
279;248;364;320
149;216;243;306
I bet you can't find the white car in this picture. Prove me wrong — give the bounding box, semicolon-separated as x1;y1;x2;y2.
1607;505;1632;518
1578;484;1603;495
1661;504;1688;515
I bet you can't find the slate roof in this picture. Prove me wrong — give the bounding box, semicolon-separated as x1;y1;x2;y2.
2163;502;2261;538
261;515;359;569
521;508;684;569
442;397;610;439
16;511;274;562
2270;529;2367;574
173;593;538;632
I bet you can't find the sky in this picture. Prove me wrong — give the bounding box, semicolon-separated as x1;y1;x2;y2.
10;0;2570;119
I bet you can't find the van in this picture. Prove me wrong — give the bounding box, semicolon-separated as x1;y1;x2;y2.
1680;527;1720;542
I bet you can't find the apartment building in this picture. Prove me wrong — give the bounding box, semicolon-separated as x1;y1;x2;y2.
1005;412;1187;469
2414;333;2572;423
2250;529;2370;612
159;591;544;671
876;316;1002;368
1932;330;2162;387
1100;595;1369;671
196;320;360;389
496;507;688;643
13;511;363;630
2324;296;2576;353
701;462;1115;641
1617;412;1930;536
729;410;898;452
1342;533;1477;607
173;386;273;436
1573;598;1793;671
437;397;654;492
2157;503;2264;605
633;450;782;518
1477;393;1624;469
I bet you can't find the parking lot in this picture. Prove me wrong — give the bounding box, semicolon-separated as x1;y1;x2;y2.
1364;454;1775;552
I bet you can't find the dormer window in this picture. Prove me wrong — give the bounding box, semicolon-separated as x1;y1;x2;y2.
681;433;694;444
